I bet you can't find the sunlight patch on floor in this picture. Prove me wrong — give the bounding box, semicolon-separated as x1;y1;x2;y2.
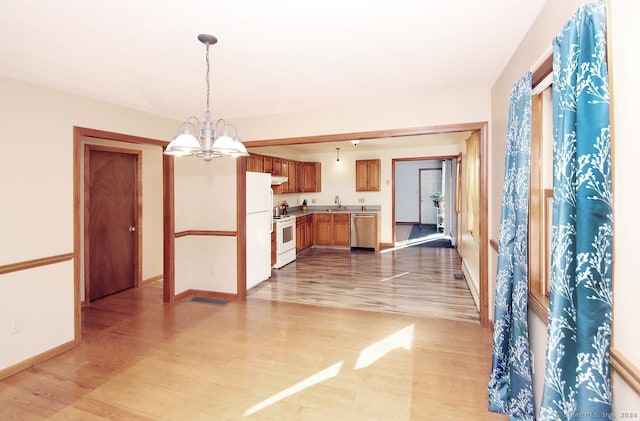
382;234;450;253
354;324;414;370
243;361;344;416
379;271;410;282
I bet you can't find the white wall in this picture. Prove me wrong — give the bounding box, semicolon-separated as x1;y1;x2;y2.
395;160;442;223
0;76;178;372
173;157;238;295
490;0;639;414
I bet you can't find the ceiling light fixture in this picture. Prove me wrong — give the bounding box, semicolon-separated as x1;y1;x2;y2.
351;139;360;146
336;147;341;162
164;34;248;162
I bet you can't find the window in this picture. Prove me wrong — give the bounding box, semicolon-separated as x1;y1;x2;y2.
529;78;554;321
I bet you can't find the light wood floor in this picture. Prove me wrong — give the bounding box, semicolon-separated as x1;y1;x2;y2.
249;246;479;324
0;283;503;420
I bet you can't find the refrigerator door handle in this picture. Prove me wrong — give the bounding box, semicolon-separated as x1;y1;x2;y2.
269;188;274;233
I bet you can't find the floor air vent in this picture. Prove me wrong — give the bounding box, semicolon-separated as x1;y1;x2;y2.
189;297;229;306
453;273;465;280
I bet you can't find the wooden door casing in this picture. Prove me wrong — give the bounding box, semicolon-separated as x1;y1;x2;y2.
85;145;141;302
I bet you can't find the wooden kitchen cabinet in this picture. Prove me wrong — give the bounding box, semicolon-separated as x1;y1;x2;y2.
355;159;381;192
296;162;304;193
272;158;282;176
304;215;313;248
296;214;313;253
303;162;322;192
313;213;349;246
288;160;297;193
332;213;351;246
251;152;320;195
313;214;333;245
296;218;302;253
281;160;289;193
248;154;264;172
263;156;273;174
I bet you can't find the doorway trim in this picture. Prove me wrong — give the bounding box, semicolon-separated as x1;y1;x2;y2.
73;127;168;343
242;122;489;327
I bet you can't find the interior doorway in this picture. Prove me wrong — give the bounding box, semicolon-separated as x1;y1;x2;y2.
74;127;168;342
84;145;141;301
418;167;442;226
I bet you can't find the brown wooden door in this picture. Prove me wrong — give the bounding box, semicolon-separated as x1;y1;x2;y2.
85;146;140;301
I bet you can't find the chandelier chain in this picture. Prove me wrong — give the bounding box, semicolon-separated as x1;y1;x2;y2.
205;43;211;120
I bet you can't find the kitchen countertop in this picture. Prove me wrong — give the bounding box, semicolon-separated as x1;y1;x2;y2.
284;205;381;217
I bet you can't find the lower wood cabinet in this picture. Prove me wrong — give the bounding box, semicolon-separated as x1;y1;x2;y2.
332;213;350;246
313;213;350;246
296;215;313;253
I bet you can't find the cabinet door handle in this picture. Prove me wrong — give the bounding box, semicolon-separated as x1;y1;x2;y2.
128;226;136;232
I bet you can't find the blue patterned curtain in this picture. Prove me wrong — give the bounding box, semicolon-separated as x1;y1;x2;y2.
488;72;534;420
540;2;612;420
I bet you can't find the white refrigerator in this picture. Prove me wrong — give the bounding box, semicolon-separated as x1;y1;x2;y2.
246;171;273;290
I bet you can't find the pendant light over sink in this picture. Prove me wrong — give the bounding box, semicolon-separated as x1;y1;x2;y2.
164;34;249;162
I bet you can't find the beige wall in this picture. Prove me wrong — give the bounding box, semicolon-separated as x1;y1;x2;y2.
609;0;640;411
490;0;639;413
238;89;490;142
173;157;238;295
0;76;178;371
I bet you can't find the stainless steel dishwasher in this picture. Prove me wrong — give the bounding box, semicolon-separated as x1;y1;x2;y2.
350;213;376;250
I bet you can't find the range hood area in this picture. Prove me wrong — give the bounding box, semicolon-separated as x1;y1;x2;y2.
270;175;288;185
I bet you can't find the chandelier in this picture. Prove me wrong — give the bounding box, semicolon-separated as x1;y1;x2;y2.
164;34;248;162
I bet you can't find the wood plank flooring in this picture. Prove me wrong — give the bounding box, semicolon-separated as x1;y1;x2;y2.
249;246;479;323
0;282;504;420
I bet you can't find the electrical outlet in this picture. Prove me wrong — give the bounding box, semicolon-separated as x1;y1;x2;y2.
358;198;365;203
311;199;316;204
10;320;22;335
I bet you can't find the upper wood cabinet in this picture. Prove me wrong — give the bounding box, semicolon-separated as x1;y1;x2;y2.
355;159;381;192
272;158;282;176
287;160;297;193
248;154;264;172
263;156;273;174
281;160;289;193
246;153;321;195
296;162;304;193
303;162;321;193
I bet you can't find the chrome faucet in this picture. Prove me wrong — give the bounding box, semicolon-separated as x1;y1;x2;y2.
334;195;341;209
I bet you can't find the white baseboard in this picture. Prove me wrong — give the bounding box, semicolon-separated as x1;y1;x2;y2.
462;258;480;311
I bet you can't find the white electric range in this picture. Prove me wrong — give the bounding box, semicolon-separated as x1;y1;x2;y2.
273;215;296;268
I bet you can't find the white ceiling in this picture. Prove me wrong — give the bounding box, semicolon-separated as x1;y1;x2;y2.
0;0;547;123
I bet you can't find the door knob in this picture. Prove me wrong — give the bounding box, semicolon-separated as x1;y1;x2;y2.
128;226;136;232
